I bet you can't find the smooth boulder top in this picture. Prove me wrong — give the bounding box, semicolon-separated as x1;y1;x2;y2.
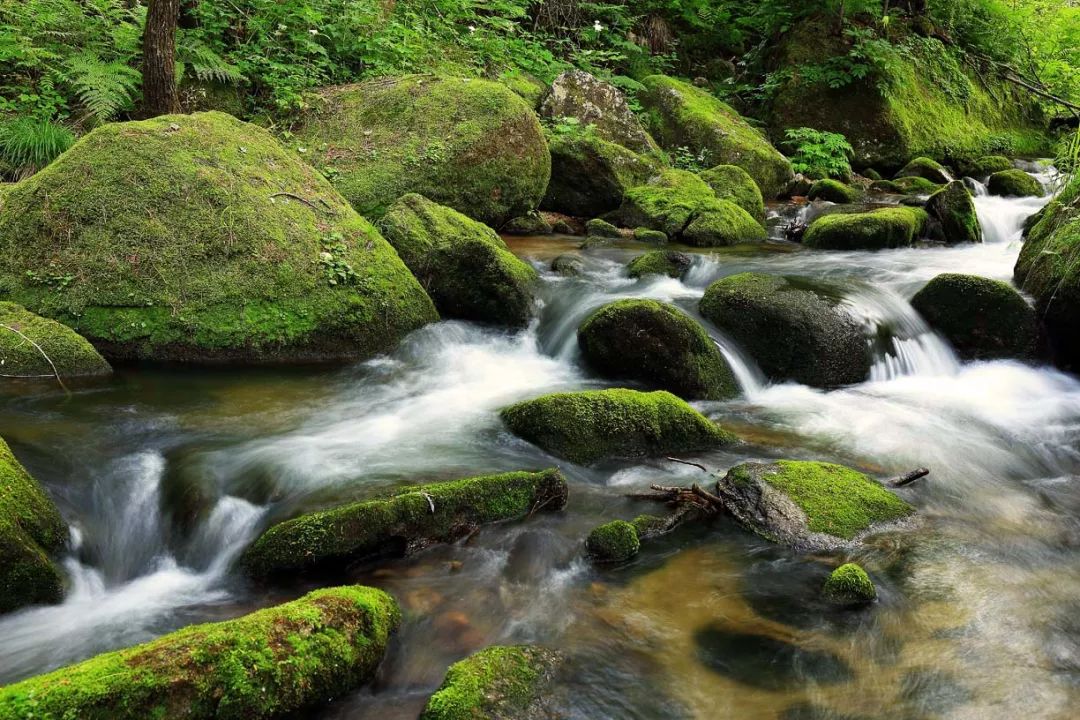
586;520;641;564
626;250;692;279
698;164;767;222
298;75;551;226
895;157;953;184
823;563;877;606
807;179;860;204
925;181;981;245
540;69;661;156
0;302;111;378
0;111;437;364
421;645;564;720
803;207;928;250
987;168;1044;198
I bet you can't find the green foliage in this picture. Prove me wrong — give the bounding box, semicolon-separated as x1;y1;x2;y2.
670;144;713;171
783;127;853;180
66;52;141;122
0;116;74;179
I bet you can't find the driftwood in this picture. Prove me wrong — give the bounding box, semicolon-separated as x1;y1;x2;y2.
887;467;930;487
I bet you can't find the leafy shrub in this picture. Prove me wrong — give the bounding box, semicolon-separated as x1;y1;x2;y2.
783;127;854;180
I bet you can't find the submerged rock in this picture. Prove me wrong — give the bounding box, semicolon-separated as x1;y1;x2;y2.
0;302;111;378
379;194;537;328
542;132;660;218
807;179;859;204
577;299;737;400
695;624;853;689
912;273;1037;360
0;112;437;363
803;207;928;250
421;645;563;720
698;164;766;222
823;563;877;606
550;254;585;277
298;75;551;225
586;520;641;563
243;469;567;578
0;585;400;719
699;273;871;387
988;168;1043;198
924;181;981;245
501;389;736;465
715;460;914;549
0;437;67;614
626;250;691;279
896;157;952;184
540;69;660;156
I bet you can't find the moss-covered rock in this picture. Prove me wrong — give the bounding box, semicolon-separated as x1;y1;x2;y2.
550;254;584;277
0;302;111;378
0;112;437;363
585;217;623;239
379;194;536;328
298;75;551;226
698;164;766;222
502;213;552;236
500;389;735;465
911;273;1037;360
870;176;942;195
541;131;660;218
803;207;928;250
0;437;67;614
639;75;794;198
626;250;691;279
0;585;400;719
966;155;1013;177
715;460;914;549
925;181;981;245
243;469;567;578
699;272;871;387
540;70;661;156
807;179;860;204
499;69;547;108
421;645;563;720
633;227;669;244
895;157;952;184
987;168;1043;198
578;299;738;401
823;563;877;606
585;520;640;563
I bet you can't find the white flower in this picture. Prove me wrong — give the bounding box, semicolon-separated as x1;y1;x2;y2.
468;25;476;33
278;23;287;31
593;20;604;32
309;29;318;36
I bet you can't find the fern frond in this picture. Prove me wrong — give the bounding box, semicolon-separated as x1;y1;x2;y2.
65;52;140;121
177;40;244;85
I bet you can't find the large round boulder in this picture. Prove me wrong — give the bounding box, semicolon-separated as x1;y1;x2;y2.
0;302;111;378
895;157;952;184
626;250;692;279
298;75;551;225
803;207;928;250
699;272;871;387
807;179;859;204
421;646;563;720
379;194;537;328
912;273;1037;361
0;112;437;363
578;299;738;400
541;132;660;217
540;69;661;156
988;169;1043;197
698;164;766;222
925;181;981;244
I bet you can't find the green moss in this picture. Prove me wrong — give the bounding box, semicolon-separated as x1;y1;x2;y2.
578;299;738;400
0;112;437;363
698;164;766;222
682;202;768;248
0;437;67;614
630;514;669;539
243;470;568;577
987;169;1043;197
967;155;1013;176
585;218;622;239
379;194;536;328
895;157;951;184
925;181;981;245
498;69;547;108
0;585;400;719
0;302;111;378
911;273;1036;360
420;645;561;720
500;388;736;465
640;75;793;198
872;176;942;196
502;213;551;236
298;75;551;226
803;207;928;250
626;250;691;279
541;131;661;217
633;227;668;244
807;179;860;204
823;563;877;606
585;520;640;563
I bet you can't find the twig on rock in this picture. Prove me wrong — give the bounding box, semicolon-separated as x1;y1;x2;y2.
887;467;930;487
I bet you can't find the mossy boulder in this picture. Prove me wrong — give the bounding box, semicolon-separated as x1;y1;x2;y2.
698;164;766;222
803;207;928;250
0;111;437;363
379;194;537;328
870;177;942;195
895;157;952;184
639;75;794;198
585;217;622;239
0;437;67;614
987;169;1043;198
924;181;981;245
499;70;547;108
626;250;692;279
550;254;584;277
298;75;551;226
911;273;1037;361
967;155;1013;177
542;131;660;217
699;272;871;387
502;213;552;236
421;645;563;720
585;520;640;563
578;299;737;401
0;585;400;719
500;389;736;465
823;563;877;606
715;460;914;549
0;302;111;378
807;179;860;204
540;70;660;156
243;469;567;578
633;227;669;244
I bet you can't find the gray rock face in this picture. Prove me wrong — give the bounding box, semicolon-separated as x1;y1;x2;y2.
540;70;660;155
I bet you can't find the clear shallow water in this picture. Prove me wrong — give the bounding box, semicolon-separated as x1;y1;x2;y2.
2;174;1079;719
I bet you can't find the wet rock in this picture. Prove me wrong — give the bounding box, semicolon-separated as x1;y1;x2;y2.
632;227;668;244
0;302;111;378
626;250;691;279
803;207;928;250
585;217;622;239
924;180;981;244
504;530;569;584
870;176;942;195
577;299;737;400
542;132;661;218
807;179;859;204
0;586;400;719
421;645;564;720
698;164;766;222
160;447;218;539
502;213;552;236
896;157;952;184
586;520;640;563
823;563;877;606
699;272;871;387
714;460;914;550
964;155;1012;177
988;168;1043;197
540;70;660;156
694;624;853;689
550;254;584;277
912;273;1037;360
782;703;875;720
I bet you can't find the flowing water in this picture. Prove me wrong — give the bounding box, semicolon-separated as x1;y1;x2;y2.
2;169;1079;719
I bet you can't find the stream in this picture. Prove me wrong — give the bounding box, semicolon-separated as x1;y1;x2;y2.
1;170;1078;719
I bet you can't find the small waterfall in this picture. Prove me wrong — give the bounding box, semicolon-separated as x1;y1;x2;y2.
974;193;1047;245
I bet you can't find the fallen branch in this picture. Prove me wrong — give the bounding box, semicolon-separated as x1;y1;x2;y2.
0;323;69;394
887;467;929;487
269;192;326;212
627;483;724;514
664;456;709;473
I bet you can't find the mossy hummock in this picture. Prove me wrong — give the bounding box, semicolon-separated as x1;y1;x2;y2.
542;131;661;218
243;470;568;578
925;181;981;245
379;194;537;328
803;207;928;250
823;563;877;606
0;437;68;614
585;520;641;563
500;388;736;465
420;645;563;720
966;155;1013;177
0;302;111;378
895;157;952;184
807;179;860;204
626;250;692;279
585;217;623;239
987;169;1043;198
577;299;738;401
0;585;400;719
298;75;551;226
0;111;437;364
871;176;942;196
698;164;766;222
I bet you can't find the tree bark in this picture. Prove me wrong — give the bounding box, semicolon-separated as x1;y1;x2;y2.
142;0;181;117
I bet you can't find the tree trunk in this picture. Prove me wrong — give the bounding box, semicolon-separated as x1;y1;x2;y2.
142;0;181;117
